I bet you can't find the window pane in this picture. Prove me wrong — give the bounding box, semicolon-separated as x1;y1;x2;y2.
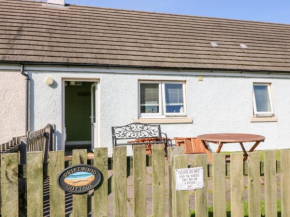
141;106;159;113
166;105;184;113
165;84;184;113
140;83;159;113
254;85;271;112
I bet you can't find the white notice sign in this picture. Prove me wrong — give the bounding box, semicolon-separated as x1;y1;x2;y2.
175;167;204;191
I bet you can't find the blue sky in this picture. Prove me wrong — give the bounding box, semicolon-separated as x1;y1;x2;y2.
63;0;290;24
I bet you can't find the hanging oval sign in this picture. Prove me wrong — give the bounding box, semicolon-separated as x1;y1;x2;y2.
58;164;102;194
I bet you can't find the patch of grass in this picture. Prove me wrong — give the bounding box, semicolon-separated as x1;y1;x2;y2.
258;150;281;162
221;150;281;162
190;200;281;217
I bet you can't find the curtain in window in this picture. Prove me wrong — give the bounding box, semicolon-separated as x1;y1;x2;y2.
254;85;271;112
165;84;184;113
140;83;159;113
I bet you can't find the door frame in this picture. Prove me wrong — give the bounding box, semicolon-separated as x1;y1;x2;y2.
61;78;100;150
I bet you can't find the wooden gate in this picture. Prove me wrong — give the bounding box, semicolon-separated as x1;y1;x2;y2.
1;145;167;217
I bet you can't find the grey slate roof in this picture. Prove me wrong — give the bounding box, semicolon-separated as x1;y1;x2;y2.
0;0;290;72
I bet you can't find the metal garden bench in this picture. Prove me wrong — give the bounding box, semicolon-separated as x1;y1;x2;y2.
112;123;171;154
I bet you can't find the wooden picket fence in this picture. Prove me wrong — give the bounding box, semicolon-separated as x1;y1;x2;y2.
1;145;290;216
171;147;290;217
0;124;55;164
0;135;25;153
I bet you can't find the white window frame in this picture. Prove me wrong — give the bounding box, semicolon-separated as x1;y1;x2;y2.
139;81;162;117
162;82;187;116
253;83;274;117
139;81;187;118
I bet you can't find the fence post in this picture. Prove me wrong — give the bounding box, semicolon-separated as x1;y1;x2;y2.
113;146;127;217
49;124;56;151
264;151;277;217
168;146;184;217
49;151;65;217
43;126;51;164
230;153;244;217
248;152;261;217
19;137;27;165
27;152;43;217
213;153;226;217
152;145;165;217
173;154;189;217
1;153;19;217
133;145;147;217
93;148;108;216
191;154;208;217
281;150;290;217
72;149;88;217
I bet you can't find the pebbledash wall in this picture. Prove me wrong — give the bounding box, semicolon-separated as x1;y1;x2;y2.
0;70;26;143
21;65;290;156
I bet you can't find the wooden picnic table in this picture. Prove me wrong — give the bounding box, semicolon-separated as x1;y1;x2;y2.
197;133;265;164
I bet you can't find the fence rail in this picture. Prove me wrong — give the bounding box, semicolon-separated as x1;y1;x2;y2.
0;145;289;216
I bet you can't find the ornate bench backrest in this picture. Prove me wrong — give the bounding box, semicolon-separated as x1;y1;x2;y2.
112;123;163;146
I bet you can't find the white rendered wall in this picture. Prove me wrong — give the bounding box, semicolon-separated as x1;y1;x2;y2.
27;66;290;155
0;71;26;143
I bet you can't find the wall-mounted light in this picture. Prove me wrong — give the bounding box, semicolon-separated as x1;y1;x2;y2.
45;77;54;86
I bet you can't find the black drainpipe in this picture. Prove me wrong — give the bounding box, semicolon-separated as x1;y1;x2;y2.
20;64;30;133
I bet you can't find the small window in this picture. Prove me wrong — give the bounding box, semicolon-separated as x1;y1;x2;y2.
164;83;185;114
253;83;273;116
140;83;160;114
139;81;186;117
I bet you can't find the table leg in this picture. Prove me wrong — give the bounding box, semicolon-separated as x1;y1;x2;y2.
216;142;229;162
243;141;261;161
249;141;261;152
216;142;224;153
239;142;249;161
201;140;213;164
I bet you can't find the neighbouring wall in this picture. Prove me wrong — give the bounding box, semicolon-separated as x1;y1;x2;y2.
27;66;290;155
0;71;26;143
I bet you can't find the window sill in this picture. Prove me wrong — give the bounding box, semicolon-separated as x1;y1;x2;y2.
251;117;278;123
134;117;193;124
